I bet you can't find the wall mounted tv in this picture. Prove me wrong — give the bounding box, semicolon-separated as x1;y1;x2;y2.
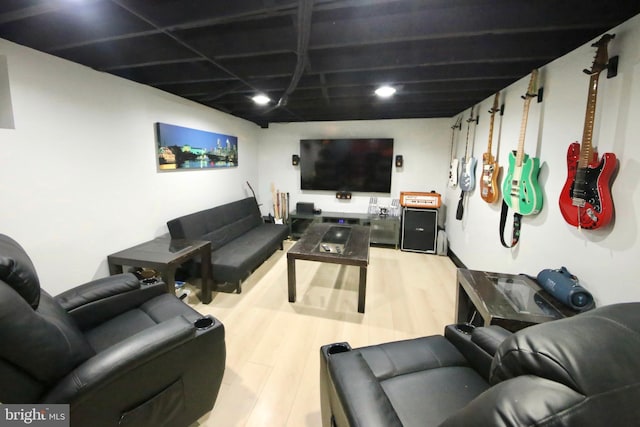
300;138;394;193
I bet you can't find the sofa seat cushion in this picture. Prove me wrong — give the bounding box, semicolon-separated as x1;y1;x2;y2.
382;366;489;427
211;223;289;283
327;336;490;427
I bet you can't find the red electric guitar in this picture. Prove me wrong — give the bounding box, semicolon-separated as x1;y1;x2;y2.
559;34;618;230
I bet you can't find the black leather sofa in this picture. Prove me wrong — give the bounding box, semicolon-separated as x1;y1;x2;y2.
167;197;289;293
320;302;640;427
0;234;226;427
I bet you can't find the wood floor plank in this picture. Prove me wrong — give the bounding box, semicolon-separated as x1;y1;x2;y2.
191;240;457;426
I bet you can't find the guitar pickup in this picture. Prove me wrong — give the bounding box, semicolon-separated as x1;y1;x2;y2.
572;198;586;207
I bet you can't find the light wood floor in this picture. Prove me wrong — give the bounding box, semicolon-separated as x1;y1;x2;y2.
187;240;458;427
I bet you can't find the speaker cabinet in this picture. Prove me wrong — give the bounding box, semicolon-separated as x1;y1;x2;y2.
401;208;438;253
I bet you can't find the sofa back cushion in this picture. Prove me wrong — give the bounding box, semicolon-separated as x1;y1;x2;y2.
167;209;210;241
203;214;261;251
1;284;95;403
490;303;640;396
167;198;262;250
442;303;640;427
0;234;41;308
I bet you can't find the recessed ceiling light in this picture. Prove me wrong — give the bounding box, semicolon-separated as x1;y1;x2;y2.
252;94;271;105
375;86;396;98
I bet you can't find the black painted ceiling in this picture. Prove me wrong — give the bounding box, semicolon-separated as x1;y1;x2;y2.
1;0;638;127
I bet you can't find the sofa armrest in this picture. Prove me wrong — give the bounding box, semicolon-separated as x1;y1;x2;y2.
42;315;197;404
440;376;585;427
327;351;403;427
471;325;512;356
445;324;512;382
55;273;167;330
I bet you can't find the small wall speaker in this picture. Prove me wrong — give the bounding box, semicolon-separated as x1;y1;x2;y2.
395;155;403;167
292;154;300;166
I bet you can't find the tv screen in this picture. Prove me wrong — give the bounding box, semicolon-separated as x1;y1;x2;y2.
300;138;394;193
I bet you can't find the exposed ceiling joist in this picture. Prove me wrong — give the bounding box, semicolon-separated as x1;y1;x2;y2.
0;0;638;127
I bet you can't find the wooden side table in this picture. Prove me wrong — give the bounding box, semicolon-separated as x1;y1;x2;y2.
108;236;212;304
456;268;579;331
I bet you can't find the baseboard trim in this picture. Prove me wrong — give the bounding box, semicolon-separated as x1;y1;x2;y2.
447;249;466;268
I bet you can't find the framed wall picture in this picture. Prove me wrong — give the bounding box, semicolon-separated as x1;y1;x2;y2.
156;122;238;171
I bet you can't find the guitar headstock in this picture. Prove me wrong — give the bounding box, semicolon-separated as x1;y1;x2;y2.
451;115;462;130
489;92;500;114
522;69;538;99
583;34;615;75
466;105;476;123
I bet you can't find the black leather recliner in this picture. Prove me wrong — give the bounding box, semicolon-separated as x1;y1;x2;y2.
0;234;226;427
320;302;640;426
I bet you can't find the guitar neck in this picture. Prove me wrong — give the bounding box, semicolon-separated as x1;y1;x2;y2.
449;124;457;161
487;111;496;154
579;73;600;168
486;93;499;154
463;116;472;157
516;97;533;167
515;70;538;167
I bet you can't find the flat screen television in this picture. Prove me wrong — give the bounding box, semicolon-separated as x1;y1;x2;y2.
300;138;394;193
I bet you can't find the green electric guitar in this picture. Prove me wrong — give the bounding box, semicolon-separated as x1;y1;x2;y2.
502;69;543;216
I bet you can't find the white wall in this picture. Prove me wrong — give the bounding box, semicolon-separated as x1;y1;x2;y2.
0;39;260;295
0;55;14;129
444;14;640;306
2;13;639;305
257;119;450;216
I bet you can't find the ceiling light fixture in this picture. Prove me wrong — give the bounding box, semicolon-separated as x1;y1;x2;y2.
375;86;396;98
252;94;271;105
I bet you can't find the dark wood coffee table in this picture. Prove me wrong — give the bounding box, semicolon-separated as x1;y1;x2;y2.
107;236;212;303
287;223;370;313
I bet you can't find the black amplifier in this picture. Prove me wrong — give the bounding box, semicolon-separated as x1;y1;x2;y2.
296;202;315;215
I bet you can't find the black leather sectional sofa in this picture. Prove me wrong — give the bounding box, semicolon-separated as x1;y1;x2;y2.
167;197;289;293
320;302;640;426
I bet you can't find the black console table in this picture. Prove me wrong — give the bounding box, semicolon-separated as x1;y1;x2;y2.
289;210;400;248
456;269;579;332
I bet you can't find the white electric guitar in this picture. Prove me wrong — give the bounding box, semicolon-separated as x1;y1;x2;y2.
448;116;462;188
459;107;478;192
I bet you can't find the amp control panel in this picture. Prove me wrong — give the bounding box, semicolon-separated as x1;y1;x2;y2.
399;191;441;208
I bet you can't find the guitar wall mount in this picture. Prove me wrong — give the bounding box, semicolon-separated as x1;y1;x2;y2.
607;55;619;79
521;87;543;103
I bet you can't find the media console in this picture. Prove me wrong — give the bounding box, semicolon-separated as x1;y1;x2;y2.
289;210;400;248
